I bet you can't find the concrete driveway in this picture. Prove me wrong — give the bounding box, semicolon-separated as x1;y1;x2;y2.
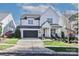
17;38;44;48
0;38;78;56
0;38;55;55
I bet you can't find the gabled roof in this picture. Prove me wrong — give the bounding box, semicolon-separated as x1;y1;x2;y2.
42;21;51;28
69;13;79;21
41;20;62;28
21;6;62;17
0;12;10;21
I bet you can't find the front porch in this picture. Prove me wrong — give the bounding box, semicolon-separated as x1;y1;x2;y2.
40;24;62;38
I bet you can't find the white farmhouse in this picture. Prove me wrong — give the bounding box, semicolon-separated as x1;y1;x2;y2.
0;12;16;36
19;7;69;38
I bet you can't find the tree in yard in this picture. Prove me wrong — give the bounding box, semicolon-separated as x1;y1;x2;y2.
69;13;79;34
0;23;2;42
61;31;65;41
14;27;21;38
68;13;79;43
0;26;2;35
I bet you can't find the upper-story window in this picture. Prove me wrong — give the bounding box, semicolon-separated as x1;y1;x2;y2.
28;20;33;24
47;18;53;24
23;17;27;19
21;17;27;19
35;17;40;20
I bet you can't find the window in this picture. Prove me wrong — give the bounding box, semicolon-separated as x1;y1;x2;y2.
28;20;33;24
47;18;53;24
23;17;27;19
35;17;40;20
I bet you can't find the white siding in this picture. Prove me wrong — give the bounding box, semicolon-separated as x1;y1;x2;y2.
1;13;16;35
40;8;60;26
21;18;39;26
1;14;12;27
38;29;42;37
45;28;51;37
42;22;51;28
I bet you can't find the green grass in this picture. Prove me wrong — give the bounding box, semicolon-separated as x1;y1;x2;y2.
46;47;78;52
5;38;18;44
44;41;78;52
44;41;78;47
0;38;18;50
0;44;14;50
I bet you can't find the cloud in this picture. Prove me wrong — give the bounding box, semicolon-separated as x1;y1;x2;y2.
21;4;49;14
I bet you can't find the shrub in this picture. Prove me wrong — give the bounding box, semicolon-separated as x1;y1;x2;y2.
0;26;2;35
14;27;21;38
5;31;13;38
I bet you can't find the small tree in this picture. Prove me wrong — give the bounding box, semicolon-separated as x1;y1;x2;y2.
14;27;21;38
0;26;2;36
61;31;65;41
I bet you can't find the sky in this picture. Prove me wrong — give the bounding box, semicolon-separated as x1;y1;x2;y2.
0;3;78;25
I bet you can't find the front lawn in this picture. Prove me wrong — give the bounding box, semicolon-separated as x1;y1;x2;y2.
46;47;78;52
44;41;78;47
5;38;18;44
43;40;78;52
0;38;18;50
0;44;13;50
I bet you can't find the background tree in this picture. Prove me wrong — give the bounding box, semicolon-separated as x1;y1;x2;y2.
69;13;79;35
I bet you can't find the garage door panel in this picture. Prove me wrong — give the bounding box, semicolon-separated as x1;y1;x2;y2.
23;30;38;38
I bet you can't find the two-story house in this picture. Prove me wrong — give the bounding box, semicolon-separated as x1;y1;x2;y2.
19;7;69;38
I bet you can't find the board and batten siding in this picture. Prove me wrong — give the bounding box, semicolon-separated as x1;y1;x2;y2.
40;8;60;26
21;18;39;26
1;13;16;35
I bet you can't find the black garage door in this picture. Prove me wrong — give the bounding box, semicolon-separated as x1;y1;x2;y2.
23;30;38;38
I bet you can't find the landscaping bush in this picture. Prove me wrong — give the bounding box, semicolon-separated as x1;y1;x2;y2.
0;26;2;35
14;27;21;38
61;31;67;42
5;31;14;38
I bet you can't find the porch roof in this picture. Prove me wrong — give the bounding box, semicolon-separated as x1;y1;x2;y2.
51;24;62;28
18;26;41;29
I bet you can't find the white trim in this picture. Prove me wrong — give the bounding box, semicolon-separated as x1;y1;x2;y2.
20;30;23;38
20;29;39;38
42;22;51;28
20;28;40;30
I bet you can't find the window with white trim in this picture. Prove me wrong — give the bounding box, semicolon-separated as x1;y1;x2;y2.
28;20;33;24
47;18;53;24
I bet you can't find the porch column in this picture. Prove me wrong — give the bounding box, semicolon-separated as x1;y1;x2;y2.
45;28;51;37
38;29;41;37
20;29;23;38
48;28;51;37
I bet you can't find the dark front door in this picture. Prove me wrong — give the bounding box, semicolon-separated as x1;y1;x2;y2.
23;30;38;38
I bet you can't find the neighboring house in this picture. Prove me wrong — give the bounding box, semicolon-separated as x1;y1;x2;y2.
0;12;16;36
19;7;69;38
62;11;78;36
62;10;78;18
68;13;79;35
